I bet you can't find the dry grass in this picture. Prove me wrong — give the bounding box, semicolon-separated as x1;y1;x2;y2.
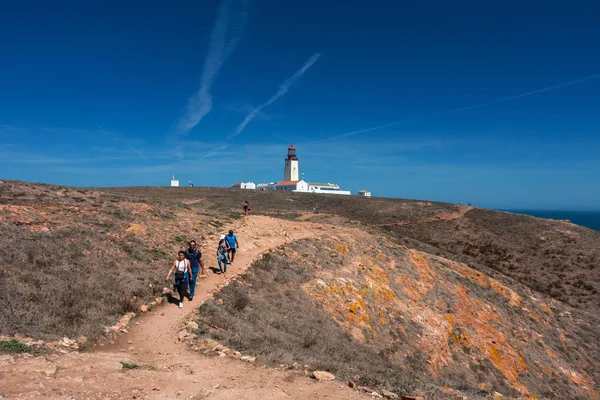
0;181;197;340
102;186;599;314
196;250;424;396
195;236;599;399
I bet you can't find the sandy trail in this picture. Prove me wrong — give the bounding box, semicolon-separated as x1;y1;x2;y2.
0;216;367;400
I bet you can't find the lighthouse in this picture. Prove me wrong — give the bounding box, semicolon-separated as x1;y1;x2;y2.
283;145;299;181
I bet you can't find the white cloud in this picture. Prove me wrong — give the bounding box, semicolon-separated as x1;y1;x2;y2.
231;53;321;138
176;0;248;135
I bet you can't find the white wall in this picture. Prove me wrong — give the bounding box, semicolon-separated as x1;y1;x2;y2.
310;188;351;195
284;159;299;181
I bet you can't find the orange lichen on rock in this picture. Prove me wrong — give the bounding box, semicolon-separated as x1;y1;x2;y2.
540;302;553;315
453;286;529;392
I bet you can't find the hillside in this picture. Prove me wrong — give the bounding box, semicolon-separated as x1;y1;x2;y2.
106;185;600;313
1;180;599;399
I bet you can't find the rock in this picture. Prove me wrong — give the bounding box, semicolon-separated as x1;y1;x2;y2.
401;397;424;400
139;305;148;313
371;393;383;398
240;356;256;363
155;297;164;304
492;393;503;400
128;340;133;344
16;356;57;377
217;299;224;305
310;370;335;381
233;351;242;359
178;330;189;341
222;348;232;355
191;388;214;399
128;346;135;351
187;321;199;330
212;344;225;352
217;351;227;357
0;355;15;370
382;390;399;399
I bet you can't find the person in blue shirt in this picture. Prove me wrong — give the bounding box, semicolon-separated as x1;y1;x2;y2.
184;240;203;301
225;229;239;263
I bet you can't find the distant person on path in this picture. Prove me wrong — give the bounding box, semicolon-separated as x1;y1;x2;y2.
225;229;239;263
184;240;204;301
243;201;251;216
217;237;229;275
165;251;190;308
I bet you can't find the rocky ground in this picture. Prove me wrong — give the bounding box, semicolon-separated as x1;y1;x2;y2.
0;215;370;399
1;181;598;399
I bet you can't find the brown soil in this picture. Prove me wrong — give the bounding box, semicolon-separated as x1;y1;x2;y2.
0;216;369;399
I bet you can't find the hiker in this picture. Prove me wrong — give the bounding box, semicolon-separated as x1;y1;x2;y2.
165;251;190;308
217;237;229;275
184;240;204;301
225;229;239;263
243;200;251;216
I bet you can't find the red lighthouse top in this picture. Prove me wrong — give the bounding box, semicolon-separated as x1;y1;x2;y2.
287;145;298;160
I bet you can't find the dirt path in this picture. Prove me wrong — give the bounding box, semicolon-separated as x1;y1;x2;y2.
0;216;367;400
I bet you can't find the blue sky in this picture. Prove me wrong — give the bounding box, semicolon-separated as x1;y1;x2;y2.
1;0;599;210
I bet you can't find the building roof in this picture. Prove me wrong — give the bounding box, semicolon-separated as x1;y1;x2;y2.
308;182;339;187
276;180;300;186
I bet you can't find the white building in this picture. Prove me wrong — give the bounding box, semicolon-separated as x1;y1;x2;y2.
283;145;299;181
256;145;352;195
308;182;351;195
170;175;180;187
231;182;256;190
257;182;276;191
358;190;371;197
275;180;309;192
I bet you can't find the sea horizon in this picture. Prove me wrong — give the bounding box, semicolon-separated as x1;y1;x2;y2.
501;209;600;231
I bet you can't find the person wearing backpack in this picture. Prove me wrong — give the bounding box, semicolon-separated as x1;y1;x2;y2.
225;229;239;264
184;240;203;301
165;251;190;308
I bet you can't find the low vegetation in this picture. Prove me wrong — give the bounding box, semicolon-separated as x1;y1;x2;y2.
195;237;599;399
104;186;599;314
1;181;599;398
1;339;34;353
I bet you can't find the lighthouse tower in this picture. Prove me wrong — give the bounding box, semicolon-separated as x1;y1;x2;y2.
283;145;299;181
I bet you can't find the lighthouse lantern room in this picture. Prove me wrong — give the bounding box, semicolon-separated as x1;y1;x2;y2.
283;145;299;181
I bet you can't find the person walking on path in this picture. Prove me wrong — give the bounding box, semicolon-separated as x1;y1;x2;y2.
225;229;239;264
184;240;203;301
217;237;229;275
165;251;190;308
243;201;251;216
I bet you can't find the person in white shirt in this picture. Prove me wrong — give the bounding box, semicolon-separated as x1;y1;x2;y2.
165;251;190;308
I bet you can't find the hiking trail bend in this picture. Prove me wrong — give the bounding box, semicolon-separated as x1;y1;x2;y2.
0;215;367;400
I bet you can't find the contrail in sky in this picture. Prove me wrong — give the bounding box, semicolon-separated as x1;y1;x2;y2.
230;53;321;138
309;72;600;144
176;0;248;135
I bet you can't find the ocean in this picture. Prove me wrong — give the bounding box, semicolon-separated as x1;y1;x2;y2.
503;210;600;231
